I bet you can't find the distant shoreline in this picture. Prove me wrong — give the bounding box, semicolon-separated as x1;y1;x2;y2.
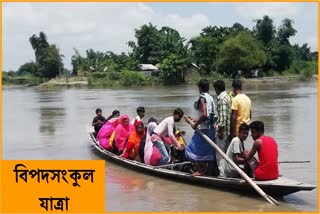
2;74;318;89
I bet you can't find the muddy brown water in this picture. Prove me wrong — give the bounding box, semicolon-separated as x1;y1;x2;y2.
3;80;318;211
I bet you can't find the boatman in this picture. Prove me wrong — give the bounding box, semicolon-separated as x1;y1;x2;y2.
244;121;279;181
185;79;219;176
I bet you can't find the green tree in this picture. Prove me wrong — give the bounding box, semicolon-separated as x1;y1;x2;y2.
293;43;313;61
230;23;245;34
37;45;63;79
128;23;162;64
17;61;39;76
217;32;267;77
29;32;63;79
160;53;190;83
159;26;187;60
106;51;138;71
254;15;276;45
270;19;297;71
71;48;85;75
273;45;294;71
277;19;297;45
29;32;49;62
189;26;239;75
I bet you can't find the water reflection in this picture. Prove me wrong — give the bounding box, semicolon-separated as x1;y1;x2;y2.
36;90;65;139
39;107;65;136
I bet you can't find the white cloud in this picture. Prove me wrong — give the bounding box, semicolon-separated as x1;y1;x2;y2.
235;3;300;22
3;3;316;71
3;3;209;70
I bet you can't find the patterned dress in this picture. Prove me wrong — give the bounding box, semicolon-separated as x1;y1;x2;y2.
185;129;216;162
185;93;217;162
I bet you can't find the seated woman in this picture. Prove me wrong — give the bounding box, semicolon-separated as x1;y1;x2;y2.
138;118;155;163
97;117;119;150
114;115;135;155
105;110;120;122
120;121;145;161
144;121;162;166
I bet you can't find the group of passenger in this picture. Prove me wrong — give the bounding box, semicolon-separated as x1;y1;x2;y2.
92;106;186;166
91;78;279;181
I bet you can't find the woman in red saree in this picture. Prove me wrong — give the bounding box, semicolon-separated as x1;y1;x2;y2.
120;121;145;161
114;115;135;154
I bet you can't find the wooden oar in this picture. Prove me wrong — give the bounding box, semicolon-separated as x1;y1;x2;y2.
184;116;279;206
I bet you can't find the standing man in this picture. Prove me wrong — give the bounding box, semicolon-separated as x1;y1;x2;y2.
244;121;279;180
213;80;232;176
231;79;251;137
185;79;219;176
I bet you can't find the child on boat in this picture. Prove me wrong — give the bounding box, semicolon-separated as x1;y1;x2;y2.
132;107;145;126
92;108;106;136
223;123;253;178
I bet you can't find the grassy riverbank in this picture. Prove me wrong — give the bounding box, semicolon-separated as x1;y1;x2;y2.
2;74;44;86
3;68;318;88
38;76;88;88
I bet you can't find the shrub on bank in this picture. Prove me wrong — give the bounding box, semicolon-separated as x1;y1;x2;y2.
120;70;159;86
2;74;45;85
87;70;159;87
286;60;317;80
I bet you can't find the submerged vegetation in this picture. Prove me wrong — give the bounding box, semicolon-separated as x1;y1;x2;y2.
3;15;318;87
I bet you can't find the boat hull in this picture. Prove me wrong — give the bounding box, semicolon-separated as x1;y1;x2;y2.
89;132;316;197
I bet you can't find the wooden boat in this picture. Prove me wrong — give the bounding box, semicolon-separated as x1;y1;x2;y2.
88;132;316;197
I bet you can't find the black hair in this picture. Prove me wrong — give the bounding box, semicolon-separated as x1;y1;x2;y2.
148;117;157;124
239;123;250;132
249;121;264;134
105;110;120;121
112;110;120;116
137;107;145;113
96;108;102;114
198;79;210;93
173;108;184;117
213;80;226;92
232;79;242;90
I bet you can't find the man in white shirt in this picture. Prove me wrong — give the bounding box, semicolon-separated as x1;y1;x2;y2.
223;123;250;177
151;108;185;165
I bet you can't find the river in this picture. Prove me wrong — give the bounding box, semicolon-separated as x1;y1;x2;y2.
2;80;318;211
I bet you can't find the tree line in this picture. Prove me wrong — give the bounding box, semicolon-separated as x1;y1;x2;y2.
8;15;318;84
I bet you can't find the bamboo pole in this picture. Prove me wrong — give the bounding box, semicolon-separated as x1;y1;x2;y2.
278;161;310;164
153;161;191;169
184;116;279;205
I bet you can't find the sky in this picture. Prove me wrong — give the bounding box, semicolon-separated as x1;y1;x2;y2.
2;2;318;71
